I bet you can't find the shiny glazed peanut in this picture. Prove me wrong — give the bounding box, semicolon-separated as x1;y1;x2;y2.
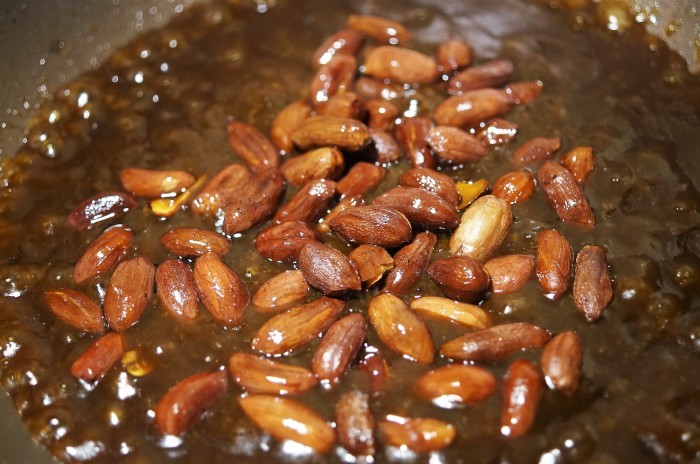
70;332;125;382
501;359;543;438
120;168;195;199
193;252;249;326
45;288;106;333
161;227;230;257
155;258;199;320
103;256;155;332
449;195;512;260
229;353;317;395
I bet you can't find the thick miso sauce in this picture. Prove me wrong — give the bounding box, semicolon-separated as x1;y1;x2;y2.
0;0;699;463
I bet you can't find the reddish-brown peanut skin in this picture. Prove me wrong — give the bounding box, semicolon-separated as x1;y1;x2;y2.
271;100;313;154
70;332;125;381
190;164;251;216
335;390;376;457
427;256;490;302
373;186;458;231
433;89;512;128
369;129;402;164
120;168;195;199
273;179;336;224
74;225;134;283
363;46;438;84
229;353;317;395
358;353;391;392
347;15;411;44
103;256;155;332
312;28;364;68
395;116;436;169
399;167;460;207
254;221;319;263
414;364;497;408
154;371;228;436
501;359;544;438
330;205;413;249
512;137;561;166
447;59;514;95
45;289;105;333
222;172;285;235
561;146;595;184
384;232;437;295
441;322;550;362
436;39;473;72
492;170;536;204
541;331;583;396
538;161;595;227
312;313;367;387
226;121;280;174
299;241;361;296
484;254;535;294
573;245;613;321
536;229;573;299
476;118;519;146
156;258;199;320
309;55;357;106
193;253;250;326
336;162;386;198
161;227;230;257
68;191;139;230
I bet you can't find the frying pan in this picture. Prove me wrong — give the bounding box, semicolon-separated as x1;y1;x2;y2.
0;0;697;463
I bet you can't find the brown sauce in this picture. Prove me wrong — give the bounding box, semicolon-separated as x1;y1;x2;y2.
1;0;699;462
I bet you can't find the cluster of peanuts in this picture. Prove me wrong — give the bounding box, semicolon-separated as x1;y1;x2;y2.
45;13;613;458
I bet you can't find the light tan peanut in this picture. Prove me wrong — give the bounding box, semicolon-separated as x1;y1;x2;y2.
255;221;319;263
119;168;195;199
363;46;438;84
394;116;435;169
426;125;489;165
45;288;105;333
348;244;394;286
541;331;583;395
229;353;317;395
347;14;411;44
312;313;367;387
104;256;155;332
155;258;199;320
538;161;595;227
299;241;361;296
492;169;536;204
160;227;230;257
369;128;402;165
379;415;455;452
501;359;543;438
536;229;573;299
251;297;344;355
484;254;535;294
561;146;595;184
74;225;133;284
154;371;228;436
335;390;375;458
447;59;514;95
427;256;490;302
279;147;345;187
476;118;519;146
505;81;543;105
441;322;550;362
222;172;285;235
449;194;512;260
190;164;251;216
383;232;437;295
252;270;309;312
512;137;561;166
312;28;364;67
70;332;125;382
573;245;613;321
414;364;497;408
368;293;434;364
330;205;413;249
271;99;313;154
226;121;280;174
336;162;386;198
193;252;249;326
436;39;473;72
365;99;399;131
309;55;357;106
239;395;335;453
68;191;139;230
374;186;458;231
273;179;337;224
410;296;491;329
433;88;511;127
399;167;460;207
